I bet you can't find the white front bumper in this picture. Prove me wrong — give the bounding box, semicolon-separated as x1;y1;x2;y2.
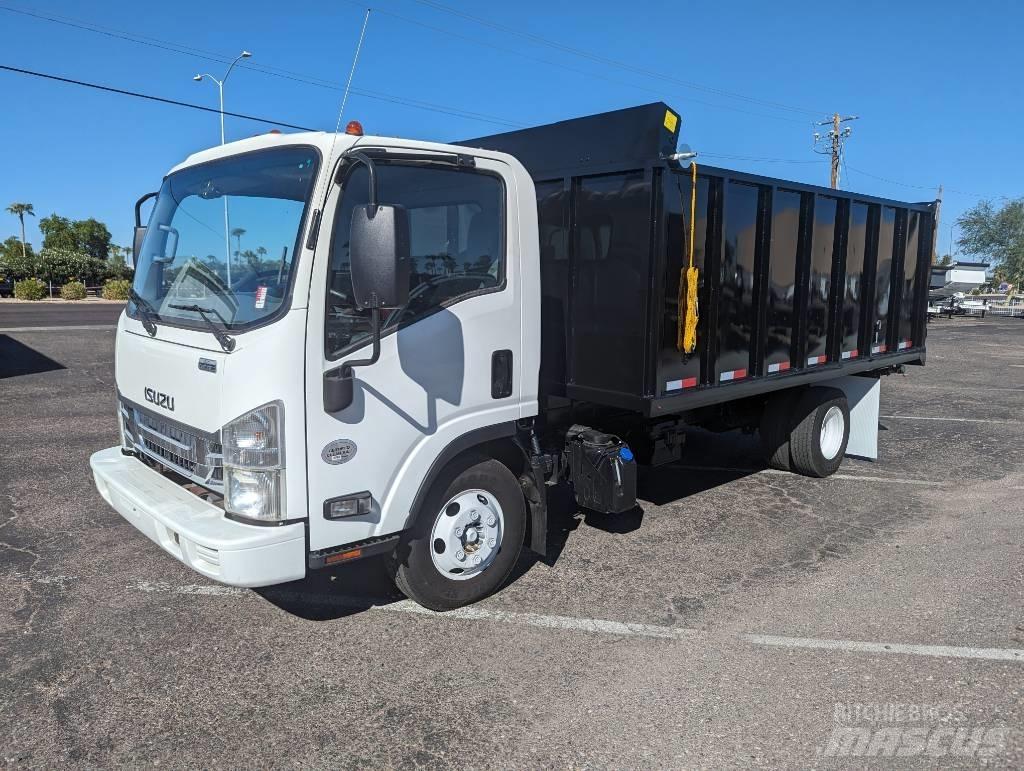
90;447;306;587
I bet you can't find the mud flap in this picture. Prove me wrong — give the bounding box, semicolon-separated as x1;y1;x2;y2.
821;375;880;460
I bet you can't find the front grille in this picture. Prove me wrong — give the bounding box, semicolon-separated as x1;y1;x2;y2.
121;398;223;490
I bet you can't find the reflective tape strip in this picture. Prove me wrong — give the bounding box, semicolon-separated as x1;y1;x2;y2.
666;376;698;392
897;339;912;350
719;369;747;382
841;349;859;360
871;344;888;354
806;355;827;366
767;361;791;374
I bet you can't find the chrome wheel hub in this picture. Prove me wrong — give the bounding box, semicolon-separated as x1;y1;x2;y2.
430;489;504;580
819;405;845;460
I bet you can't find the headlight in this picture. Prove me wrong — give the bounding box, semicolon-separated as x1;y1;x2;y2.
222;401;287;523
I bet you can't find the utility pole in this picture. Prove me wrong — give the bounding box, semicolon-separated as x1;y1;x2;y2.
813;113;858;188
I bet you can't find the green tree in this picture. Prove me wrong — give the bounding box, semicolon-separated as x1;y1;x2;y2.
956;198;1024;286
231;228;246;256
6;202;35;260
0;235;38;278
38;248;104;286
935;253;953;267
38;214;113;260
73;218;112;260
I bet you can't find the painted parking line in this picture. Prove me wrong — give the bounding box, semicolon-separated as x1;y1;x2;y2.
33;576;1024;661
387;601;698;640
672;465;945;487
0;324;116;332
897;384;1024;393
743;634;1024;663
880;415;1021;425
131;580;695;640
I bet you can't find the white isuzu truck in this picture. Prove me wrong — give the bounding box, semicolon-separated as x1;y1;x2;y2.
91;103;934;609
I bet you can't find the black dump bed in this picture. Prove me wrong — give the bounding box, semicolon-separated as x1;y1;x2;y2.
461;103;935;416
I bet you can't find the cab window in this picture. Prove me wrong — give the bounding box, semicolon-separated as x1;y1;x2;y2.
325;163;504;359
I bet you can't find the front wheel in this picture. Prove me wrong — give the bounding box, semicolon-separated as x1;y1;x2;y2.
390;455;526;611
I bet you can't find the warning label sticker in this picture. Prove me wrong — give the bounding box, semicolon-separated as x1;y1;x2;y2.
663;110;679;133
255;286;268;309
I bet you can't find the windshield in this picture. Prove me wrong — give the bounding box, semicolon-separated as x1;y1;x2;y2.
131;146;320;331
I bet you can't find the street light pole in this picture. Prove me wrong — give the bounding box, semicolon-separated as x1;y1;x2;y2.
194;51;251;286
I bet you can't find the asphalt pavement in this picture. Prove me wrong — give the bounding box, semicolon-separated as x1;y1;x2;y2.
0;300;124;330
1;315;1021;767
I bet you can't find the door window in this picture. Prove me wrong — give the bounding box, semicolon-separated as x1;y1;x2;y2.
325;163;504;359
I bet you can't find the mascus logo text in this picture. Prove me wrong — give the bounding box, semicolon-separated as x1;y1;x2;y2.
144;388;175;412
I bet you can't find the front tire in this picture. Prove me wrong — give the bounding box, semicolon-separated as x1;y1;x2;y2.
390;455;526;611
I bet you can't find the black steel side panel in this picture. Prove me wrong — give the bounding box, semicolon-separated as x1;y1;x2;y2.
459;103;934;415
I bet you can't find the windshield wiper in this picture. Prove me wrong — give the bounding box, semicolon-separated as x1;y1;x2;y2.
128;288;159;337
168;304;236;352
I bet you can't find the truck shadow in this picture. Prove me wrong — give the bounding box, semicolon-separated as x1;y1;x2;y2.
256;429;764;621
254;558;405;621
0;335;66;378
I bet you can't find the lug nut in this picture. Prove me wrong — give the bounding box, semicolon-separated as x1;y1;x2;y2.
472;555;481;566
471;511;481;522
456;550;466;561
486;515;496;527
487;537;496;547
455;526;464;537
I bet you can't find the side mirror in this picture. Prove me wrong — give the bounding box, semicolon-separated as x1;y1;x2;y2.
349;203;410;310
132;226;146;267
133;191;158;268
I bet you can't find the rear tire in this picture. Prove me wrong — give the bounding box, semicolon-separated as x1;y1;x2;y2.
760;390;801;471
789;388;850;478
390;454;526;611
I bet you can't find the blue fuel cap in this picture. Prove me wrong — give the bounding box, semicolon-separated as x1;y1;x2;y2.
619;447;634;462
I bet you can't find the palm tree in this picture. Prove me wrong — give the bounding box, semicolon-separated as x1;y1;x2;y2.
231;228;246;256
6;203;35;259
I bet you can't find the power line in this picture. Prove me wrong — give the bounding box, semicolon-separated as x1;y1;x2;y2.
844;165;1004;199
408;0;828;117
0;64;318;130
0;3;524;128
0;0;811;127
347;1;812;126
0;6;1005;202
700;152;824;164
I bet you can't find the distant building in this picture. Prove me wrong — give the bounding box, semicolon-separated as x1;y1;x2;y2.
929;260;989;296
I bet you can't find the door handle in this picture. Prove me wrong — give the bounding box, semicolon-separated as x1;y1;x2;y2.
491;350;513;398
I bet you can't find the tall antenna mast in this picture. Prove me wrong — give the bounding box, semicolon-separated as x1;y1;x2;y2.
324;8;371;183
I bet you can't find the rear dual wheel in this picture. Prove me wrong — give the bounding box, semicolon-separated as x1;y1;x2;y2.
761;387;850;478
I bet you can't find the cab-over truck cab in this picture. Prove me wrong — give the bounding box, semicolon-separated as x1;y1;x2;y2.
92;127;544;610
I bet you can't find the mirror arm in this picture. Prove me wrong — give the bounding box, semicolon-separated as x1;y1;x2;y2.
343;150;378;209
135;191;158;228
323;307;381;413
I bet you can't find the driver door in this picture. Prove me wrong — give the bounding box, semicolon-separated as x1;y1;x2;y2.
303;152;525;552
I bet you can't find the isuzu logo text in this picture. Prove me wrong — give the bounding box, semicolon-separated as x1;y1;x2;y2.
145;388;175;412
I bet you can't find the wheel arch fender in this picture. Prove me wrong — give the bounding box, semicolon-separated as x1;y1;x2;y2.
403;423;545;555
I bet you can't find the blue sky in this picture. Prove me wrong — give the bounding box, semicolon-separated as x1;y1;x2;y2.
2;0;1021;258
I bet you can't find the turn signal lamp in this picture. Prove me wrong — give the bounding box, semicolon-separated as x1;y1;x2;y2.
345;120;364;136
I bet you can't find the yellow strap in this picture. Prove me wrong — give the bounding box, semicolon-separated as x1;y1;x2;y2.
677;162;699;354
